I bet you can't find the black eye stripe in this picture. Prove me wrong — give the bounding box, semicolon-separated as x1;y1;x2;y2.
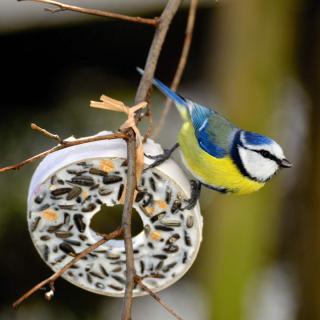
254;149;281;165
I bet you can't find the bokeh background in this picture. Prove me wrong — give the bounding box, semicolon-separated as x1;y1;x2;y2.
0;0;319;319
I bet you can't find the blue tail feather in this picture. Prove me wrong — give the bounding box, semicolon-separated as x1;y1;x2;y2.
136;67;187;107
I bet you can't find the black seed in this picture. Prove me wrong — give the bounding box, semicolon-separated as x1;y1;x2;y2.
76;197;81;203
79;234;87;241
53;246;58;253
64;213;70;224
70;264;79;269
40;235;51;241
103;175;122;185
89;271;104;279
65;239;81;246
100;264;109;277
117;184;124;201
152;172;163;180
66;186;82;200
90;184;99;191
163;244;179;253
153;254;167;260
98;187;112;196
171;199;181;214
147;242;154;249
155;261;163;270
57;179;65;185
150;211;166;223
149;177;156;192
186;215;194;228
163;262;177;273
184;231;192;246
70;176;95;187
109;284;123;291
87;273;93;284
142;193;153;207
89;168;109;176
133;249;139;254
55;254;67;264
82;203;97;213
59;205;75;210
47;223;63;233
43;245;49;261
112;266;122;273
67;169;87;175
96;282;105;289
112;275;126;284
155;225;174;232
89;253;98;258
35;193;45;204
55;231;73;239
135;191;145;202
96;199;103;205
166;233;180;245
165;188;172;204
74;214;86;233
51;188;71;196
140;261;145;274
183;251;187;263
59;242;76;256
39;204;50;211
141;177;145;186
150;272;165;279
30;216;41;232
67;271;74;277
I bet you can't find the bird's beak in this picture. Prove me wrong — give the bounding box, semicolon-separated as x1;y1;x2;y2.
280;158;292;168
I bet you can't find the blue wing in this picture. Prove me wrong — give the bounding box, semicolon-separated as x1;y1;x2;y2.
186;100;237;158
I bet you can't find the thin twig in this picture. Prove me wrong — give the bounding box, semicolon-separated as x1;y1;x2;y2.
13;228;123;309
31;123;62;143
18;0;159;27
153;0;198;138
135;0;182;115
120;130;137;320
0;131;127;173
134;276;184;320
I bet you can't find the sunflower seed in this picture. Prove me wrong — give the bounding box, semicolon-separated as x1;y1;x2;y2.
66;186;82;200
161;219;181;227
150;211;166;223
163;262;177;273
163;244;179;253
89;168;109;176
74;214;86;233
96;282;105;289
153;254;167;260
112;275;126;284
186;215;194;228
100;264;109;277
103;175;122;185
117;184;124;201
98;187;112;196
184;231;192;246
55;231;73;239
30;216;41;232
109;284;123;291
51;188;71;196
149;177;156;192
82;203;96;212
47;223;63;233
40;235;51;241
155;225;174;232
166;233;180;244
35;193;46;204
70;176;94;187
59;242;76;256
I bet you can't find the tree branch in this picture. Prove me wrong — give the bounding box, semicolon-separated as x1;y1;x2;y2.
134;276;184;320
13;228;123;309
18;0;159;27
0;129;127;173
153;0;198;138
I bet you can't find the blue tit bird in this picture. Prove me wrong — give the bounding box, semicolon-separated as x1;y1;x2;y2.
137;68;292;207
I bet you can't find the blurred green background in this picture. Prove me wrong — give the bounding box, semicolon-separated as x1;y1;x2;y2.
0;0;319;319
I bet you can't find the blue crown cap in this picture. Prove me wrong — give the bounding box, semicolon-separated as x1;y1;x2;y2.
244;131;273;145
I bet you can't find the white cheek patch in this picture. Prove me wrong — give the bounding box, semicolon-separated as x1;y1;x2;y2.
239;147;279;182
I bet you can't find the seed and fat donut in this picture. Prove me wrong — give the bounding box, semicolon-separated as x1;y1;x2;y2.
27;132;203;297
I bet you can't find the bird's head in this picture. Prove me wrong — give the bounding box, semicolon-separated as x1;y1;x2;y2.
232;131;292;183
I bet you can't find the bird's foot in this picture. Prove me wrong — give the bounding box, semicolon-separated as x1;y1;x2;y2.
181;180;202;210
144;143;179;171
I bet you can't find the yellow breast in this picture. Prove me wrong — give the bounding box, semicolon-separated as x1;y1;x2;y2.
178;122;264;195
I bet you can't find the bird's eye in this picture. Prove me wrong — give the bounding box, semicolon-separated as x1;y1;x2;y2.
260;150;270;158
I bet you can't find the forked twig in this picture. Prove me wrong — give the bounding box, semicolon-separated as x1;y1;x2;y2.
153;0;198;138
18;0;159;26
0;128;127;173
13;228;123;309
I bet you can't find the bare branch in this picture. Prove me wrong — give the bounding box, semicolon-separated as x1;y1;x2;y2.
134;276;184;320
13;228;123;309
18;0;159;26
31;123;62;143
153;0;198;138
0;131;127;173
135;0;182;111
120;131;137;320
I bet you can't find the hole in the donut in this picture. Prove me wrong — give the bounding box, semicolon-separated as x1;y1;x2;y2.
90;204;143;239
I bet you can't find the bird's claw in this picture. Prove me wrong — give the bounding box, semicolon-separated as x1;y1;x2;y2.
181;180;201;210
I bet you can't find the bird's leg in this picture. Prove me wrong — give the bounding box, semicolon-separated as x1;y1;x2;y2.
181;180;202;210
144;143;179;171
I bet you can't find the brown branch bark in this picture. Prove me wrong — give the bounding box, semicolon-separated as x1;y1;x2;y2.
13;228;123;309
134;276;184;320
18;0;159;26
153;0;198;138
0;131;127;173
120;131;137;320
